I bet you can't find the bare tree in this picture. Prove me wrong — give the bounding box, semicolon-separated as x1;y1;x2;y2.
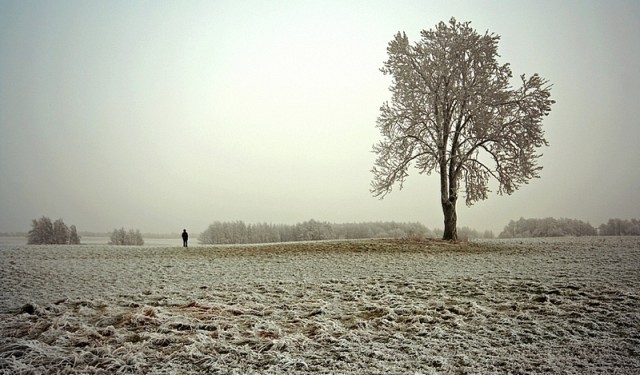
371;18;554;240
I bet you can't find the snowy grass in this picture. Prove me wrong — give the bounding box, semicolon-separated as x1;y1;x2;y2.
1;237;639;374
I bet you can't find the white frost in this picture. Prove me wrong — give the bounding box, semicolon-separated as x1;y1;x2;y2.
1;237;638;373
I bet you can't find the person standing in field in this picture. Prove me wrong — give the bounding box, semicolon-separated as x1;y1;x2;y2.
182;229;188;247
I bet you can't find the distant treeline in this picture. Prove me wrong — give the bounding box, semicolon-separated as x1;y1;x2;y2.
10;216;637;244
498;217;640;238
0;232;27;237
598;218;640;236
198;219;496;244
198;220;426;244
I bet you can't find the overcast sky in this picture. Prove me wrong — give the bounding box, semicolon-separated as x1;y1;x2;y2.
1;0;638;235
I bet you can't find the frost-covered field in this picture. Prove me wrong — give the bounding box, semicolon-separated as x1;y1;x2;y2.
1;237;638;374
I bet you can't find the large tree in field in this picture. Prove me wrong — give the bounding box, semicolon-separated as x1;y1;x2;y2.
371;18;554;240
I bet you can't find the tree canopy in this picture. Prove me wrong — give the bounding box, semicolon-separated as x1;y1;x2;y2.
198;220;435;245
598;218;640;236
371;18;554;240
109;228;144;246
27;217;81;245
498;217;596;238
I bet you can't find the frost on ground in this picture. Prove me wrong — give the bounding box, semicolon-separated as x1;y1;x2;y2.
1;237;638;374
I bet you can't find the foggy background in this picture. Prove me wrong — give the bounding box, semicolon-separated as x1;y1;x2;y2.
1;0;638;235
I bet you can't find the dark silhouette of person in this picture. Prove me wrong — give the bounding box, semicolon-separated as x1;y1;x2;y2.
182;229;188;247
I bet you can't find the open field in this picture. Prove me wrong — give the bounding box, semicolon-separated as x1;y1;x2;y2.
1;237;639;374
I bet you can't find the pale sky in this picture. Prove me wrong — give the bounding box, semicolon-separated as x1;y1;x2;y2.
1;0;639;234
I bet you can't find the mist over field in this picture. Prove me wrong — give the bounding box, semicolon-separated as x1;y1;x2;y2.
1;0;639;235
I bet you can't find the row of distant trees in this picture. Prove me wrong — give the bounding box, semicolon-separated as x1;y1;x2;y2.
198;219;496;245
27;217;81;245
24;216;638;246
199;220;424;244
598;218;640;236
208;217;635;242
498;217;640;238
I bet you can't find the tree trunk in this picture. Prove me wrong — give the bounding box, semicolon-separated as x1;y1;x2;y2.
441;196;458;241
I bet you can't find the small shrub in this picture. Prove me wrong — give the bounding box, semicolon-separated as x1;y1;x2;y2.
109;228;144;246
28;217;81;244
